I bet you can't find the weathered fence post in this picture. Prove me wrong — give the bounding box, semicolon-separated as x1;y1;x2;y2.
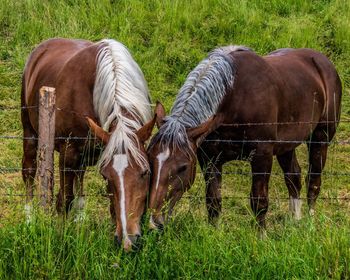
37;86;56;210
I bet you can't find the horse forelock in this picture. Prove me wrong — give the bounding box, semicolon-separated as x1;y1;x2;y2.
149;45;248;156
148;117;194;158
93;39;152;169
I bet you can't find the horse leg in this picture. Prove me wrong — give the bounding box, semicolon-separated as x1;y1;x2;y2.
277;149;302;220
198;152;223;226
73;167;86;221
21;110;38;221
250;151;273;237
56;146;79;214
306;128;331;216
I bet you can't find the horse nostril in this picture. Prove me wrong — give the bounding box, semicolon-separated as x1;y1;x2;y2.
157;223;164;231
128;234;141;244
150;215;165;231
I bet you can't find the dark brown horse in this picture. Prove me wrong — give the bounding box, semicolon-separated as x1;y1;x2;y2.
147;46;342;234
22;38;156;251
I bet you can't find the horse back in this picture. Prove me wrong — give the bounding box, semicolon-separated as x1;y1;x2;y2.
23;38;93;107
211;48;341;156
22;38;96;133
220;48;341;125
265;48;341;122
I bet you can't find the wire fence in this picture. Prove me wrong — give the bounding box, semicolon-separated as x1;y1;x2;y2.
1;105;350;202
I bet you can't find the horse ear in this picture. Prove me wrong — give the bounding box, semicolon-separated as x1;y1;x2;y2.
155;101;166;129
136;114;157;143
186;115;222;147
86;117;110;145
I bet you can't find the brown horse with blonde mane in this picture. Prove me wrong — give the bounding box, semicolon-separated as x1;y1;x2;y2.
148;46;341;235
22;38;156;251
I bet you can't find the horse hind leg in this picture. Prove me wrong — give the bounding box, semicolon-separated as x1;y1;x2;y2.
306;126;333;215
205;163;223;226
250;150;273;238
21;110;38;222
277;149;302;220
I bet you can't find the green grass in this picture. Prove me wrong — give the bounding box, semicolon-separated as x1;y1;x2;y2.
0;0;350;279
0;205;349;279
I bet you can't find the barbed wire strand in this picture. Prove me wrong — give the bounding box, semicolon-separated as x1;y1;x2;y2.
1;135;350;146
0;192;349;201
1;106;349;202
2;167;350;177
1;104;350;124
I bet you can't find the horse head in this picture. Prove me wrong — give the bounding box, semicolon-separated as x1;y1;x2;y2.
87;114;156;251
147;102;220;230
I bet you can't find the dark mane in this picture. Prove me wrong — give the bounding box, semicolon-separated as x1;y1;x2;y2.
149;45;250;155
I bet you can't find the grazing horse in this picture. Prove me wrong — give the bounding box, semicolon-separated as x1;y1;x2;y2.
22;38;156;251
147;46;342;233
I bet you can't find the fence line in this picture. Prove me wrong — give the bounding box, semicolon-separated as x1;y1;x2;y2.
0;193;349;201
1;101;350;204
0;105;38;110
2;167;350;177
1;135;350;146
2;104;350;124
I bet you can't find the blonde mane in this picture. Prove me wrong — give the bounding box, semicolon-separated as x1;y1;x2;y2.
93;39;152;169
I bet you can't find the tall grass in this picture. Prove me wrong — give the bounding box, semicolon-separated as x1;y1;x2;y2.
0;207;349;279
0;0;350;279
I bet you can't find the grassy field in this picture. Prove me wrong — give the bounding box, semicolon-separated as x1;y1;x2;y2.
0;0;350;279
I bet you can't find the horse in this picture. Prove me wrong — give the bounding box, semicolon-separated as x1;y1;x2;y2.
147;46;342;234
21;38;157;251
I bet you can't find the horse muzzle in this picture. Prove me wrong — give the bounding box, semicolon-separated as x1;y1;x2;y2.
149;214;165;231
114;234;141;252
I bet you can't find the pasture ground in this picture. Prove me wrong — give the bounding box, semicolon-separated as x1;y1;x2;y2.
0;0;349;279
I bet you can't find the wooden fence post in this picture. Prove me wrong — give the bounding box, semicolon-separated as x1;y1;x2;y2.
37;86;56;210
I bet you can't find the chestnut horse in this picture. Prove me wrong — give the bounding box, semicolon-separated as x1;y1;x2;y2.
148;46;342;234
22;38;156;250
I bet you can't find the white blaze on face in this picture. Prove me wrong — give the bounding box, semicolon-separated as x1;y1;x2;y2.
113;154;129;239
155;148;170;191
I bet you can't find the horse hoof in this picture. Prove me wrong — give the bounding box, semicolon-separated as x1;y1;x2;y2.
258;228;267;240
24;204;33;224
309;209;315;216
73;211;86;223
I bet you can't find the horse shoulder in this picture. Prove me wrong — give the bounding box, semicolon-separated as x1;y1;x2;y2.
54;44;99;134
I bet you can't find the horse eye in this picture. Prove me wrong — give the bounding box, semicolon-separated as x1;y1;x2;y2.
177;165;187;174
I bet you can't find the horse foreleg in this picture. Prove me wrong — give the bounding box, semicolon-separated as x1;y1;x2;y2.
73;167;86;222
56;146;79;214
277;149;302;220
250;152;273;237
199;153;223;226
